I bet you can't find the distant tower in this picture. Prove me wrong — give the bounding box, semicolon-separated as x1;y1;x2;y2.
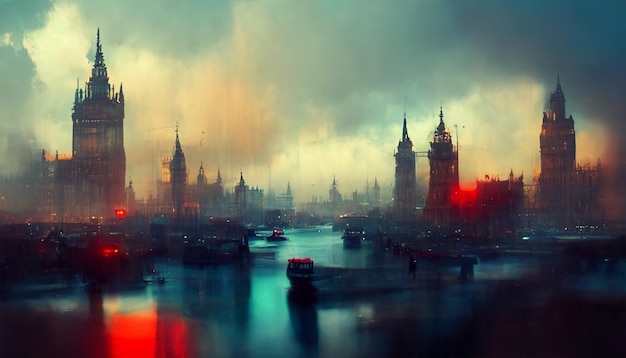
170;127;187;222
235;172;248;220
275;182;294;211
394;113;416;222
329;176;342;203
68;29;125;218
423;107;459;228
372;177;381;206
538;76;577;225
197;162;207;186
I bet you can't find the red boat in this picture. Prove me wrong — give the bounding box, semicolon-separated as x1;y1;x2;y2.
286;258;314;288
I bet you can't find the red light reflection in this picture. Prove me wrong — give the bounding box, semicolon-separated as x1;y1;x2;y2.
108;306;190;358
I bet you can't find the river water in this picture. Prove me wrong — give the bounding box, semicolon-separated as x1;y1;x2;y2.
1;225;624;357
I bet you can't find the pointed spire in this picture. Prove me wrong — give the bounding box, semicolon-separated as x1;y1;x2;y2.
172;123;185;160
95;27;105;67
553;73;564;97
119;83;124;103
402;112;410;142
549;74;566;120
74;78;80;106
437;106;446;133
87;28;110;99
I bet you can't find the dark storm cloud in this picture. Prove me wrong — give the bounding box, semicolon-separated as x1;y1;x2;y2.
448;0;626;157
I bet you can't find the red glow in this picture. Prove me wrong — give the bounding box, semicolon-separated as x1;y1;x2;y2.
109;307;191;358
115;209;127;219
449;187;478;206
109;310;156;358
102;247;119;257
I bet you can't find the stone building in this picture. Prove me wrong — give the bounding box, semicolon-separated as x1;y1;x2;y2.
394;114;417;222
423;108;459;229
41;29;126;222
537;77;602;227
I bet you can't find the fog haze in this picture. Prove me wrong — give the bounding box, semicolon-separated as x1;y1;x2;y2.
0;0;623;206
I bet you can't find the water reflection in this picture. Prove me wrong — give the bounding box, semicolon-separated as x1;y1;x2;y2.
287;298;319;355
0;226;624;357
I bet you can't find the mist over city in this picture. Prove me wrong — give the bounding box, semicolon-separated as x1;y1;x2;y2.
0;1;624;357
1;0;624;207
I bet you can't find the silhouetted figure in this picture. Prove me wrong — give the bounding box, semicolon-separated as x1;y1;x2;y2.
408;255;417;281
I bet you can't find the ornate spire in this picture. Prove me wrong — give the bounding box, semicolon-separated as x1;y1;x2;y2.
87;28;110;99
436;106;446;134
549;74;566;120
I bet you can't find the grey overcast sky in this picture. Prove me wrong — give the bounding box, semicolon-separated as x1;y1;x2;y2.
0;0;624;206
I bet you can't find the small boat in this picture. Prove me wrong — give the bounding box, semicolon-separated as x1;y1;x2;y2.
286;257;314;288
267;229;288;241
342;227;366;248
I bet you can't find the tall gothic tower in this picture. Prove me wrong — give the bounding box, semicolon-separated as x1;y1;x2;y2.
69;29;125;218
423;108;459;228
538;76;577;224
170;128;187;222
394;114;416;222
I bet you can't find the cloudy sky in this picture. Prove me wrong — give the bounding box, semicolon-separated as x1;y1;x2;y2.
1;0;624;207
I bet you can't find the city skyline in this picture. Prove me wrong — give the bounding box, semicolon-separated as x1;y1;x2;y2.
1;0;624;206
